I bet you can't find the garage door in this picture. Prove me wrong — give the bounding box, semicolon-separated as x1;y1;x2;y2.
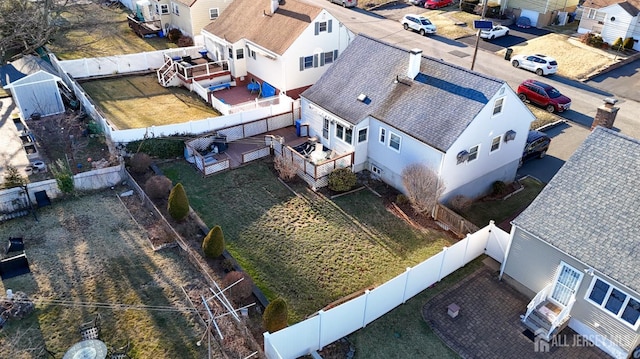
520;9;539;27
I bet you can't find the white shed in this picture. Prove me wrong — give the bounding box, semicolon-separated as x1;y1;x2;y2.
2;70;65;120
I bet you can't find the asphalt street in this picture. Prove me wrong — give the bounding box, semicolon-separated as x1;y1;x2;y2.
307;0;640;183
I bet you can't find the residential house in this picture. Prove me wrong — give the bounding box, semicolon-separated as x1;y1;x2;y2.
200;0;353;98
505;0;581;26
578;0;640;51
500;127;640;359
134;0;233;39
299;34;535;201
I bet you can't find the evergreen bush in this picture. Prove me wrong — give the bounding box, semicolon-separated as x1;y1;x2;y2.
168;183;190;221
125;138;185;159
623;37;635;49
328;168;357;192
263;297;288;333
2;165;27;189
202;225;224;258
51;159;75;194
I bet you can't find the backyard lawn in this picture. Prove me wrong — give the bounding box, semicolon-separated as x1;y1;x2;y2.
0;191;214;359
159;160;457;323
80;75;220;129
49;2;176;60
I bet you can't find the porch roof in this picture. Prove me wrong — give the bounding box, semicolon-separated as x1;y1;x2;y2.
300;34;505;152
512;127;640;294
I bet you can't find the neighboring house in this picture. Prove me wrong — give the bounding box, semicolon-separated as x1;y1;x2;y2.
299;34;535;201
200;0;353;98
578;0;640;51
500;127;640;359
505;0;581;26
133;0;233;39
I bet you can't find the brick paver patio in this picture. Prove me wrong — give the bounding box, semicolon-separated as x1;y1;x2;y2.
422;261;611;358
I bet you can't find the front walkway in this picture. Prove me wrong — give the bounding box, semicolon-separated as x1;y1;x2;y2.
422;260;611;359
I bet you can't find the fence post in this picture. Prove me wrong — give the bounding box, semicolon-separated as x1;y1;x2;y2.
437;246;448;281
361;289;370;328
401;267;411;304
318;310;325;351
462;234;471;265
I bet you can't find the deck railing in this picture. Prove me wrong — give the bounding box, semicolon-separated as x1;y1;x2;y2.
523;283;552;321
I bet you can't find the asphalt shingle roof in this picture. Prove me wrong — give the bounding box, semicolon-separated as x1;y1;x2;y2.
202;0;322;55
582;0;640;13
513;127;640;293
300;34;504;152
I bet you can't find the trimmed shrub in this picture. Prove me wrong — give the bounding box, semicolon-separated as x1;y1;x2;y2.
168;183;190;221
328;168;357;192
145;175;173;199
580;32;604;48
623;37;635;49
263;297;288;333
129;152;152;174
3;165;27;189
202;225;225;258
449;195;472;212
167;28;182;43
125;138;185;159
492;180;507;196
612;37;624;49
177;36;194;47
223;271;254;300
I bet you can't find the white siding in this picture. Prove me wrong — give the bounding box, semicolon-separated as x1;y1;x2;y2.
11;81;65;119
599;5;635;47
439;84;533;200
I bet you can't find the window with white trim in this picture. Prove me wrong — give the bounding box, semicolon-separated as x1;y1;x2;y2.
389;132;401;151
490;135;501;152
468;145;479;162
323;118;329;139
358;128;368;143
323;51;334;64
228;48;233;60
586;277;640;329
379;128;386;144
236;49;244;60
493;97;504;115
155;4;159;14
160;4;169;14
336;123;352;144
209;8;219;19
319;21;327;32
303;56;313;69
172;3;179;15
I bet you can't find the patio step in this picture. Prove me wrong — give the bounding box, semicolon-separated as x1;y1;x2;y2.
529;310;552;331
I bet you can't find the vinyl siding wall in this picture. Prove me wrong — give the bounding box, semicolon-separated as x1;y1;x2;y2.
504;227;640;356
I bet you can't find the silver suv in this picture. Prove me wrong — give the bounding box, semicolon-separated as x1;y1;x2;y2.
401;14;436;36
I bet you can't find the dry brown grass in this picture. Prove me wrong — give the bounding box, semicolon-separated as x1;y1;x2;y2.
421;10;477;39
496;34;616;80
0;191;217;358
79;74;220;129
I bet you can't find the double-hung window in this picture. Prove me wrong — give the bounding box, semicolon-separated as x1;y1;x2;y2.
468;145;479;162
336;123;352;144
490;135;501;152
172;3;179;15
358;128;368;143
379;128;386;144
493;98;504;115
209;8;219;19
389;132;401;151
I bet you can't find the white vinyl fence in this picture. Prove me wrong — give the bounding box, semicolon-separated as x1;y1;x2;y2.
264;221;511;359
49;54;296;144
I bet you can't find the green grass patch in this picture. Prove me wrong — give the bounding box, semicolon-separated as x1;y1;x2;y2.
49;3;176;60
80;74;219;129
348;257;485;359
160;160;457;323
456;176;545;228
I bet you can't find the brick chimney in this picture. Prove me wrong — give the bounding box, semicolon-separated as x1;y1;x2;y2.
407;48;422;80
591;97;619;130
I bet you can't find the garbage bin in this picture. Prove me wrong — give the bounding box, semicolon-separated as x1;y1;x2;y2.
295;119;302;137
505;48;513;61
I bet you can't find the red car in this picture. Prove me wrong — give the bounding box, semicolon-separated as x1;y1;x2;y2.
425;0;452;9
517;79;571;113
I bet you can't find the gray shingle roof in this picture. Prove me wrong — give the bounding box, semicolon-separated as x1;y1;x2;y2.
513;127;640;293
301;35;504;152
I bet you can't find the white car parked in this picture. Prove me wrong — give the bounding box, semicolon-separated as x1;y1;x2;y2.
479;25;509;40
511;54;558;76
400;14;436;36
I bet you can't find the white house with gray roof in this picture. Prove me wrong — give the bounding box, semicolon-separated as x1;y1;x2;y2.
500;127;640;359
299;34;535;201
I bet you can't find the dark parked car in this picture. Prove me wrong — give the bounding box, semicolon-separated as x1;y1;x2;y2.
517;79;571;113
520;130;551;167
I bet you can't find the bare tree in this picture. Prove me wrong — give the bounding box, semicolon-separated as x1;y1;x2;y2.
401;163;445;216
273;155;299;182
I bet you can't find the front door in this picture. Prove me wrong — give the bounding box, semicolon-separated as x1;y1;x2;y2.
550;262;583;307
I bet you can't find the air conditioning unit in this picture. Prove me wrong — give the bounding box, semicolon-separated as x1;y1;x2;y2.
505;130;517;142
457;150;469;164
